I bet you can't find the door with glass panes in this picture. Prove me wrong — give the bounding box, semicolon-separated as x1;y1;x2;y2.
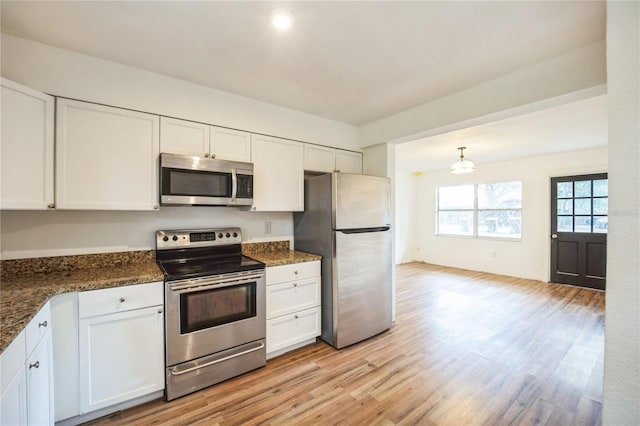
550;173;607;290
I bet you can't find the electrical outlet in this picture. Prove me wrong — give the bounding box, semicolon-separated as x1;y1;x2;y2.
264;221;272;234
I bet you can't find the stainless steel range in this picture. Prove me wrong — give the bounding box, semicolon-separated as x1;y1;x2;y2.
155;227;266;401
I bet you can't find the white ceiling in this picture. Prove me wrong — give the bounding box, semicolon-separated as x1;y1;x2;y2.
396;95;608;172
0;1;605;126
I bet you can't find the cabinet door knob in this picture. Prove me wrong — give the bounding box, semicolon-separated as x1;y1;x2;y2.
153;205;159;210
157;309;163;314
47;204;55;209
29;361;40;369
294;315;299;319
294;270;299;275
119;297;126;303
293;283;298;287
204;153;210;158
38;321;48;328
211;153;216;159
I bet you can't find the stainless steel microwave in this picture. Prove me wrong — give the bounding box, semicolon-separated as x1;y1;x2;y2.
160;153;253;206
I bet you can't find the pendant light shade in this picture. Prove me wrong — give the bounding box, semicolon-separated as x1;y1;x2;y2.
450;146;475;174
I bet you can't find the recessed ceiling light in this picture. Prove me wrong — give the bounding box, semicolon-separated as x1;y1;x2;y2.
271;8;294;32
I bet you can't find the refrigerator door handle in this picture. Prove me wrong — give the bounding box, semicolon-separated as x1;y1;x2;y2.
338;226;390;234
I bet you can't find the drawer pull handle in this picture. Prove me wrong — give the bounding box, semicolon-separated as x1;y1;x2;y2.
119;297;126;303
29;361;40;369
294;271;299;275
293;283;298;287
294;315;299;319
38;321;48;328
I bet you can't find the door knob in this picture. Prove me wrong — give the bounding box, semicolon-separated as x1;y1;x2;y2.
551;234;558;239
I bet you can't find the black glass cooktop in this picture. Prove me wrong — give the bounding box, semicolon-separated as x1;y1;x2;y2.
158;254;264;281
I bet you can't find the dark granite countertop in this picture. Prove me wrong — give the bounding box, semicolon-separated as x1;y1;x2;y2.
242;240;321;267
0;251;163;354
0;242;322;355
247;250;321;267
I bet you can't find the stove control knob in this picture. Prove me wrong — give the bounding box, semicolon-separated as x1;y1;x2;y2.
233;232;238;238
162;236;169;242
218;233;223;238
172;235;178;241
225;233;231;238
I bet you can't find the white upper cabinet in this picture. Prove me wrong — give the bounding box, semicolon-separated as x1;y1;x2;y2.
56;99;160;210
160;117;209;157
210;126;251;162
160;117;251;162
335;150;363;174
0;78;55;210
304;144;335;173
251;134;304;211
304;143;362;174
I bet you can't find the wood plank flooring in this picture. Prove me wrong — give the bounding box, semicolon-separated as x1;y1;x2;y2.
89;263;604;426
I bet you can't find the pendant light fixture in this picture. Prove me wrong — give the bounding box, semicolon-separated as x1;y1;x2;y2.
450;146;475;174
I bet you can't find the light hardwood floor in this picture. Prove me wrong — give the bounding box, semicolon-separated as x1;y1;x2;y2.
90;262;604;426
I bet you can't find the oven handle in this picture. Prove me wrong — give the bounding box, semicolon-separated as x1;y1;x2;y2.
169;341;265;376
231;168;237;202
168;272;264;293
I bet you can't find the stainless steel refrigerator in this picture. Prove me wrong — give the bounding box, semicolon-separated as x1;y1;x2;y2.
294;173;392;349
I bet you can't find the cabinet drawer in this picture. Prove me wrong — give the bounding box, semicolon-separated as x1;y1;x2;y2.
79;281;163;318
266;261;320;285
266;277;320;320
266;307;321;354
25;302;51;356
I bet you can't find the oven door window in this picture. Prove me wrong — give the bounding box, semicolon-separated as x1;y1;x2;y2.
180;282;256;334
162;168;231;198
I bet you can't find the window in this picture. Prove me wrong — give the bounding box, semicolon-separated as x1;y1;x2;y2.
556;177;608;233
437;181;522;239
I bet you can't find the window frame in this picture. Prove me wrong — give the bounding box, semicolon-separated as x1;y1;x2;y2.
436;181;523;241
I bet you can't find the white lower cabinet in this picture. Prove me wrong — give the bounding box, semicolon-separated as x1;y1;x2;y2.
26;332;54;426
0;303;54;426
78;282;164;414
265;261;321;358
1;333;27;426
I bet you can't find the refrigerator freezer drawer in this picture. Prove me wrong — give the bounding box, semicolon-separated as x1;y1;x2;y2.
333;229;392;348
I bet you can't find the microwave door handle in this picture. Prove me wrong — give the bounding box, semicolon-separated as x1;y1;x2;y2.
231;168;237;202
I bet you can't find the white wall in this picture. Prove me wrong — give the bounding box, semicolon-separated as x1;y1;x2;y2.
359;41;606;147
405;148;607;281
394;170;418;264
0;34;359;151
0;34;360;258
603;1;640;423
0;208;291;259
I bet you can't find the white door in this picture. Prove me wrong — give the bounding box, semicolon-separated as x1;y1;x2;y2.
160;117;209;158
0;78;55;210
56;99;160;210
79;306;164;413
26;332;54;426
210;126;251;162
251;134;304;211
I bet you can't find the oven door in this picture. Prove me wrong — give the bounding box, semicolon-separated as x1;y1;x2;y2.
165;270;266;367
